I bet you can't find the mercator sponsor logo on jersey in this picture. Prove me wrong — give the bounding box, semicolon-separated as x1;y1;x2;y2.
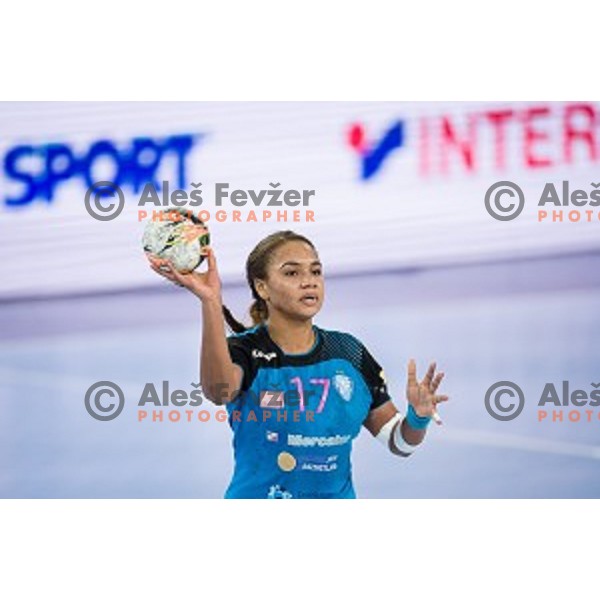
287;434;351;447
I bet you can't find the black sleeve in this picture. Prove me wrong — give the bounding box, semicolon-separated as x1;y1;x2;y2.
227;336;252;392
360;344;392;411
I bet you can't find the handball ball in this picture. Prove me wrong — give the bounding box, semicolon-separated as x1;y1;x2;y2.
142;209;210;273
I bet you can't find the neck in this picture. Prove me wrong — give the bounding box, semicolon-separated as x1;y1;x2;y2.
266;313;315;355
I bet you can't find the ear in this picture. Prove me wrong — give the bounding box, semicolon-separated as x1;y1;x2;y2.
254;279;269;301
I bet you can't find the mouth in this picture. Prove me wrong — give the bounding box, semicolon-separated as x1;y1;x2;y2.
299;293;319;307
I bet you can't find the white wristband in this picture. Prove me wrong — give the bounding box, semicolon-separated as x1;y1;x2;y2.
375;413;400;448
376;413;418;456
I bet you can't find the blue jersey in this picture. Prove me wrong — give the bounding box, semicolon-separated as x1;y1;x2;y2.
224;324;391;499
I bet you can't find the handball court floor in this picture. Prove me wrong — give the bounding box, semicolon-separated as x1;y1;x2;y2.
1;251;600;499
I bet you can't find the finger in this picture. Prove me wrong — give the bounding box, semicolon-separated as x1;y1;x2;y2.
164;260;191;285
431;372;445;393
155;266;185;288
148;254;169;268
433;395;449;404
149;263;174;280
421;362;436;389
206;247;217;272
148;259;169;273
407;359;417;388
160;262;177;276
164;259;181;275
149;262;178;283
145;253;161;265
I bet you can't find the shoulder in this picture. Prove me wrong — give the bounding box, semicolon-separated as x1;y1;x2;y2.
316;326;368;361
227;324;269;352
226;325;271;391
318;326;362;344
317;326;384;371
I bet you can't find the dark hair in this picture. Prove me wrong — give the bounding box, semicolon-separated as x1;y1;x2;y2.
222;230;317;333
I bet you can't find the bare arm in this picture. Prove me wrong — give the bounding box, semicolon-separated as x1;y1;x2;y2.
199;296;243;404
147;247;242;405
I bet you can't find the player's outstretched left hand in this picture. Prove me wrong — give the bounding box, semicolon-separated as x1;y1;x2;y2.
406;359;449;418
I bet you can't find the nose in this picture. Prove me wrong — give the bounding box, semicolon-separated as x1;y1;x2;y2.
300;274;318;288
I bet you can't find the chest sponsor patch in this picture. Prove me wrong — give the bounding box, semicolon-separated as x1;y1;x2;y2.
277;451;297;472
287;434;351;447
260;390;285;409
298;454;339;473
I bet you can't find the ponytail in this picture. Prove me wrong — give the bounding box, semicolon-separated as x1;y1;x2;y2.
221;304;247;334
221;297;269;334
249;298;268;325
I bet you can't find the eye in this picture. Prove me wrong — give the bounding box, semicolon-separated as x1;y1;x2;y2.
284;270;298;277
312;269;322;276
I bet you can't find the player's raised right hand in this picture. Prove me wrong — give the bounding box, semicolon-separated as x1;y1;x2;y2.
146;246;222;303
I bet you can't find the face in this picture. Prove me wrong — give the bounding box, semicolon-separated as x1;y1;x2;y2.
255;240;325;322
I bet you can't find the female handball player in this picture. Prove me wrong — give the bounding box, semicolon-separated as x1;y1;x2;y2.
147;230;449;498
